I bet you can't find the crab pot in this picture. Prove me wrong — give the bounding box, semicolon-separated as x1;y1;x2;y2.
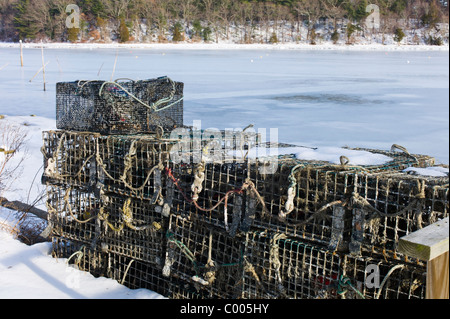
349;172;449;258
42;131;98;189
241;147;446;248
56;77;184;134
46;185;102;246
99;193;167;267
242;231;342;299
163;214;244;299
96;134;175;200
106;253;171;296
341;254;427;299
52;236;109;278
52;236;172;297
168;161;248;235
245;160;357;248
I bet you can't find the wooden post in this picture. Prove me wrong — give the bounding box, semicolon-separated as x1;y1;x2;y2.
398;217;449;299
20;40;24;67
111;50;118;81
41;44;46;91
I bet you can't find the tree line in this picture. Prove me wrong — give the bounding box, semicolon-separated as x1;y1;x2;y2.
0;0;448;44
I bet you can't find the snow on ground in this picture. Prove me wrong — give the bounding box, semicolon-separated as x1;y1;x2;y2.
1;41;449;51
0;208;165;299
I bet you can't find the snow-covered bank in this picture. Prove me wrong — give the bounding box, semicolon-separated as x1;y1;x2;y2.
0;210;164;299
0;115;55;210
1;41;448;51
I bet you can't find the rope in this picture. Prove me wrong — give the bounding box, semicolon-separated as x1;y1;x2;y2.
96;78;183;113
270;233;287;296
122;197;162;231
66;245;85;266
375;264;405;299
191;161;206;202
337;275;366;299
121;259;135;285
390;144;419;165
95;138;164;193
166;231;199;274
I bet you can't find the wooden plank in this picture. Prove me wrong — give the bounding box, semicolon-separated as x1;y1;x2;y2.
426;251;449;299
398;217;449;261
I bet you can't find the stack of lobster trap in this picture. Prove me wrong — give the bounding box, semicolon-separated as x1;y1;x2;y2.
42;77;449;299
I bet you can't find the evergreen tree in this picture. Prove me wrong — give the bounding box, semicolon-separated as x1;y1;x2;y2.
67;27;80;43
269;32;278;44
13;0;38;40
331;30;340;44
346;23;359;44
421;1;442;27
390;0;408;15
172;22;184;42
119;17;130;43
394;27;405;43
202;26;212;42
192;20;203;39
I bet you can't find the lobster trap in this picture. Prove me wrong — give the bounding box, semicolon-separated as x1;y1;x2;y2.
242;231;342;299
163;214;244;299
241;231;428;299
46;183;169;266
46;185;101;247
341;253;427;299
56;77;184;134
42;128;260;200
349;171;449;258
41;131;99;189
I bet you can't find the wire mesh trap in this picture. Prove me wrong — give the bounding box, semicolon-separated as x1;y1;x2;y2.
51;236;173;297
349;171;449;258
241;231;427;299
46;184;168;268
166;146;446;249
163;214;244;299
242;231;342;299
46;185;101;247
42;131;99;189
42;128;260;201
56;77;184;134
341;253;427;299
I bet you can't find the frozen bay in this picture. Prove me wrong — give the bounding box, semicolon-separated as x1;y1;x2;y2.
0;47;448;164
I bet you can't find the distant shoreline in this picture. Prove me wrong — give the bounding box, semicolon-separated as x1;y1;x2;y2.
1;41;448;51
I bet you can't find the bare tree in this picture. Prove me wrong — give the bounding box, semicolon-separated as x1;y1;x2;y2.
103;0;132;20
0;122;28;196
180;0;197;31
323;0;347;30
294;0;326;42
